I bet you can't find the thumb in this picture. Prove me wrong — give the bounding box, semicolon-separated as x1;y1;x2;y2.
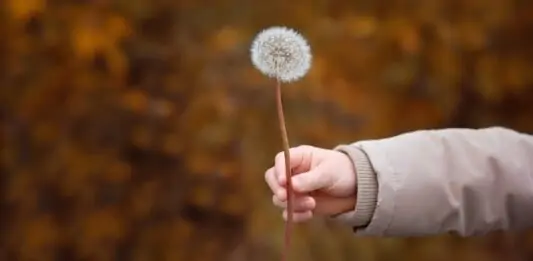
291;168;330;193
275;145;315;184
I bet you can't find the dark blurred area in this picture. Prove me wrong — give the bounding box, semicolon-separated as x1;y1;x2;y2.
2;0;533;260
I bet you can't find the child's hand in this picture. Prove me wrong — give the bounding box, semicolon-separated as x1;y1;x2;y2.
264;145;357;223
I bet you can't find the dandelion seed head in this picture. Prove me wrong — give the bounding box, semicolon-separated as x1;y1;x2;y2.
250;26;312;83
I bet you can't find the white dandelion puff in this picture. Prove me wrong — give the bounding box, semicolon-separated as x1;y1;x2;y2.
250;26;312;83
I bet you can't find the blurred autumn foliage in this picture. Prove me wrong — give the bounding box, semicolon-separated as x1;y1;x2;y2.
2;0;533;260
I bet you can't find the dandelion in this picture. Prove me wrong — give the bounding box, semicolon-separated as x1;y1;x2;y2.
250;26;312;82
250;26;312;261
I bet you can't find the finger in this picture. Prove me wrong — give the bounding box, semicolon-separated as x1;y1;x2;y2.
275;187;287;202
312;195;356;216
264;168;284;197
272;195;316;212
274;145;315;184
291;168;330;193
272;187;308;203
283;210;313;223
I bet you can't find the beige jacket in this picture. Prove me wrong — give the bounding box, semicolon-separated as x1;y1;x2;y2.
334;127;533;237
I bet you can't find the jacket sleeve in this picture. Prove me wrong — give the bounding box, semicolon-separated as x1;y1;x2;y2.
333;127;533;237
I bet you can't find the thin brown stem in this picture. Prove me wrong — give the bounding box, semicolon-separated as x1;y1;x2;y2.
276;78;293;261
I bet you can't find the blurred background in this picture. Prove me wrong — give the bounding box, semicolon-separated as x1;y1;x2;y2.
2;0;533;260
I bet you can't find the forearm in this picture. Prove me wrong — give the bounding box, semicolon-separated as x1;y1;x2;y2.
334;127;533;237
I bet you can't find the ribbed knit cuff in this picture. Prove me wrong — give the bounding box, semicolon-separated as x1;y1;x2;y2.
331;145;378;228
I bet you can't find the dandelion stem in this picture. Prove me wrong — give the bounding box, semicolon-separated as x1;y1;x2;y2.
276;78;293;261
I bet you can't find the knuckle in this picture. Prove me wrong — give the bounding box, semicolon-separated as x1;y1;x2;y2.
272;196;283;207
264;168;271;181
275;151;284;161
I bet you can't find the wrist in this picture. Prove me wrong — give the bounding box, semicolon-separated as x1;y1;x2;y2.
331;196;357;217
331;145;378;228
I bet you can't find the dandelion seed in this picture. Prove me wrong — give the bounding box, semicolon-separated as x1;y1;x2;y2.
250;26;312;83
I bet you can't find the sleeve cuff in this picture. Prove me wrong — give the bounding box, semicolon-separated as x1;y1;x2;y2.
331;145;378;228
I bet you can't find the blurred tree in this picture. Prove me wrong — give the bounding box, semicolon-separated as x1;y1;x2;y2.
1;0;533;260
